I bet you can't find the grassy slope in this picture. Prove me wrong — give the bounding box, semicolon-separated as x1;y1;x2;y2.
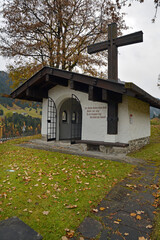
0;136;133;240
0;103;41;118
129;118;160;240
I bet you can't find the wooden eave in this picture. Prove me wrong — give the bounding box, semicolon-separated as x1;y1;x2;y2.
10;66;160;109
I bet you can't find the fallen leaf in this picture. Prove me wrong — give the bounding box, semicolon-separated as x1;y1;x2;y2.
136;215;142;220
136;210;144;215
114;221;120;224
66;230;74;238
130;212;136;217
100;207;105;211
153;211;157;214
146;225;153;229
116;218;122;222
65;228;70;232
42;211;50;215
62;236;68;240
6;203;12;206
65;205;77;209
92;208;98;213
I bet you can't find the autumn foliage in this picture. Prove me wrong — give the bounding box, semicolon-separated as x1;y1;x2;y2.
0;0;126;88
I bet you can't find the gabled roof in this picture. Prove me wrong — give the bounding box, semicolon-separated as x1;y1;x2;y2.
10;66;160;109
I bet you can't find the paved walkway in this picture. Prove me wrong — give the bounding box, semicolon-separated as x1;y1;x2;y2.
18;139;158;240
19;139;144;165
72;165;158;240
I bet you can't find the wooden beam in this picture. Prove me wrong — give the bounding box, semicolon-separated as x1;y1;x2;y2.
102;89;108;101
102;90;122;103
45;74;68;87
88;86;102;102
70;80;88;93
26;88;48;99
87;40;109;54
87;31;143;54
115;31;143;47
107;102;118;134
88;86;94;101
70;80;75;89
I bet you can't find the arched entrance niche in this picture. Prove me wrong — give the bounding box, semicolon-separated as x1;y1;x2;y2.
59;95;82;141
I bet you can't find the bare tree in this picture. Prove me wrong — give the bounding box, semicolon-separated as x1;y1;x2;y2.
0;0;126;87
115;0;160;22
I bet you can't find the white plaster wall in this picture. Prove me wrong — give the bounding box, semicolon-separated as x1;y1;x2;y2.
127;96;150;141
41;85;150;143
116;95;130;143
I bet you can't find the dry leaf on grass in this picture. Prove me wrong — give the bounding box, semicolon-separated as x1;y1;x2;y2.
66;230;74;238
92;209;98;213
42;211;50;215
62;236;68;240
65;205;77;209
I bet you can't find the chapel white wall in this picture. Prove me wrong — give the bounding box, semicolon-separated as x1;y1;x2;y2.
117;96;150;143
41;85;150;143
127;96;150;141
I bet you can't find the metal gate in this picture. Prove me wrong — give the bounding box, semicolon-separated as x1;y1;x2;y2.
71;94;82;143
47;97;57;141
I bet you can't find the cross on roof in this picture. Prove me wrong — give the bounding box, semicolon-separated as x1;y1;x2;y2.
87;23;143;82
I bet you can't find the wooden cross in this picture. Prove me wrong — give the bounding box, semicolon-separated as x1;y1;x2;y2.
87;23;143;135
87;23;143;81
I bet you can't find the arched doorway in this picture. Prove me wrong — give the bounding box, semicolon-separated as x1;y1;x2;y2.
59;95;82;140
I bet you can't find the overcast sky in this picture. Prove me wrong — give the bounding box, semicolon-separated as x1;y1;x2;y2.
118;1;160;99
0;1;160;98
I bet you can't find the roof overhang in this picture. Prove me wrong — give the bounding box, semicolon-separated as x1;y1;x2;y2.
10;66;160;109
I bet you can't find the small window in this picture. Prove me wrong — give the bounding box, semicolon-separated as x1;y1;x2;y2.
72;112;76;123
62;111;67;122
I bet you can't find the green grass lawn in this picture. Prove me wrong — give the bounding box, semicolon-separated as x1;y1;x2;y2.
0;119;160;240
0;136;133;240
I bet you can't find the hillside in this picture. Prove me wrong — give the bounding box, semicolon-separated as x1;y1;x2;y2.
0;71;42;118
150;106;160;118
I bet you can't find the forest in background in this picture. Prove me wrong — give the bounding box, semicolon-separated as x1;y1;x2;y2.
0;71;41;139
